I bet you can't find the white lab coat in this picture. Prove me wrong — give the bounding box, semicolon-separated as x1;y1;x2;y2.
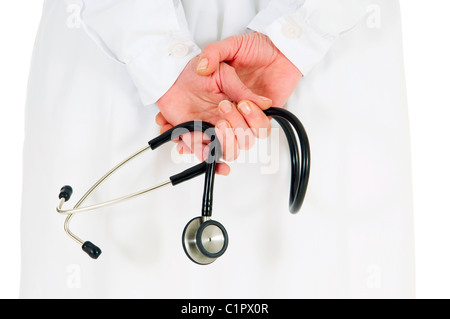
20;0;415;298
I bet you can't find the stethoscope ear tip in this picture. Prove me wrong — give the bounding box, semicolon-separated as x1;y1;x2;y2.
82;241;102;259
59;185;73;201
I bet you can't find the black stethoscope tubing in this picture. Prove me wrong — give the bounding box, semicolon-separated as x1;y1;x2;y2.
264;107;310;214
149;107;311;217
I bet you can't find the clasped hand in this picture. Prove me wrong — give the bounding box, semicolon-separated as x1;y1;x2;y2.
156;32;302;175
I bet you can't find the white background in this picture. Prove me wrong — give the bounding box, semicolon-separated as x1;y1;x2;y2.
0;0;449;299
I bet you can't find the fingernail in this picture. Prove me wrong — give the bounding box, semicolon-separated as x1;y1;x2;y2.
216;120;229;131
259;96;272;101
197;58;209;71
238;101;252;115
219;100;232;114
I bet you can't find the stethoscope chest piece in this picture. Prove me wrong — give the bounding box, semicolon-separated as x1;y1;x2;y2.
182;217;228;265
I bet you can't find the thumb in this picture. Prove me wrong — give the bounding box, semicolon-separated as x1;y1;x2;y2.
196;36;242;76
217;63;272;110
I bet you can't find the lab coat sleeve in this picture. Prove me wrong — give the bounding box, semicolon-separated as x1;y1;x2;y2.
65;0;201;105
248;0;371;75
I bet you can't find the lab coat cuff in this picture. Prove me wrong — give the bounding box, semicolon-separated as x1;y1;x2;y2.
248;12;335;76
126;41;201;106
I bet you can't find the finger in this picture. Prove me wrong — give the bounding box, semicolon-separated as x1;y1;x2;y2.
178;141;231;176
215;162;231;176
218;100;255;150
160;123;184;143
160;124;174;134
237;100;271;139
179;133;215;162
180;131;211;155
218;63;272;110
201;146;232;176
196;36;241;76
155;112;168;126
176;140;193;154
215;120;239;162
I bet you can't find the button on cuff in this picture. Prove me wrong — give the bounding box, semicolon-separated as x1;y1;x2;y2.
282;22;303;39
169;42;190;58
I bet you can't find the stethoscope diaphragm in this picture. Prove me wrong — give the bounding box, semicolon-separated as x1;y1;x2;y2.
182;217;228;265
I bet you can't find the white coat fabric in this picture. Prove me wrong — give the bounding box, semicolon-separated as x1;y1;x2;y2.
20;0;415;299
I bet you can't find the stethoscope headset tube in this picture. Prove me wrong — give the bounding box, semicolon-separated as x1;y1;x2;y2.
56;107;310;264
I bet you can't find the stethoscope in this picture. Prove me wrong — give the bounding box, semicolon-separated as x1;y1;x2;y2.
56;107;310;265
